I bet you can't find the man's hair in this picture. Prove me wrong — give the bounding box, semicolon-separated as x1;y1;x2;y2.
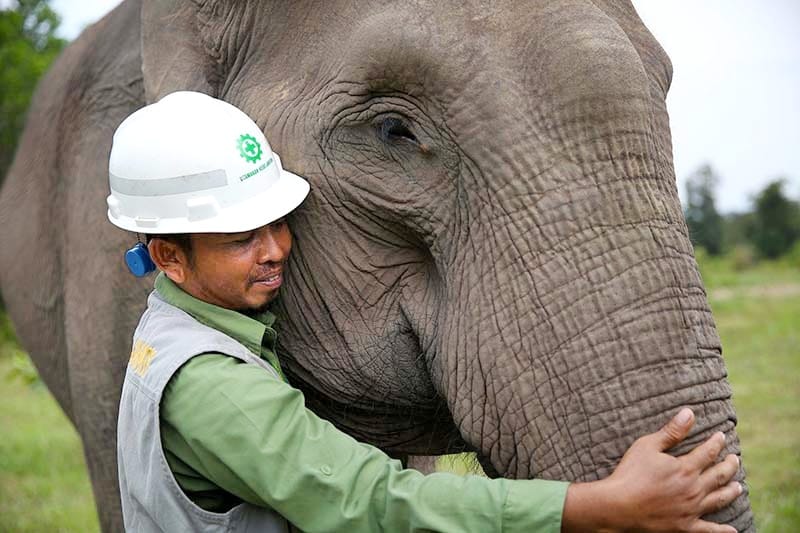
145;234;194;265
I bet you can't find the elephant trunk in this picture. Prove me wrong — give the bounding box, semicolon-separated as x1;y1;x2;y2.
431;113;753;531
420;8;754;527
431;152;752;528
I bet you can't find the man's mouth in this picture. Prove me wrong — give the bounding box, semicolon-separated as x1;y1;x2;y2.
252;270;283;289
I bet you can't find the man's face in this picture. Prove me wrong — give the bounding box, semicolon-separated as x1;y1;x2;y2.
180;219;292;312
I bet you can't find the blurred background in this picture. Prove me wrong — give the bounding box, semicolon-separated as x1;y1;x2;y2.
1;1;798;531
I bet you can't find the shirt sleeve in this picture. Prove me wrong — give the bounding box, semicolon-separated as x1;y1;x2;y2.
160;353;568;533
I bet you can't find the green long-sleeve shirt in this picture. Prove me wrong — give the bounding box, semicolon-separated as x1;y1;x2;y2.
155;273;568;532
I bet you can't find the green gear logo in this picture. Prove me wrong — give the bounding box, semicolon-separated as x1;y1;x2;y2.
237;134;263;164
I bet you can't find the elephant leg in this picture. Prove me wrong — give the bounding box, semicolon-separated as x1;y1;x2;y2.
61;143;149;533
62;186;149;532
77;420;124;533
62;155;137;533
51;3;149;529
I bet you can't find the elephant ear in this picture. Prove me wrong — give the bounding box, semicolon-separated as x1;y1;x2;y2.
140;0;223;102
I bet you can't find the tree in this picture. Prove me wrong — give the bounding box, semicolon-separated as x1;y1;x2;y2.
684;164;724;255
747;179;800;259
0;0;66;180
721;211;754;251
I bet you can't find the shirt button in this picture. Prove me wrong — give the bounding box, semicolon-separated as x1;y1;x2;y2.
320;465;332;476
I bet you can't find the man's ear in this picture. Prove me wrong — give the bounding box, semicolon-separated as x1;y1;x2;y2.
148;239;189;284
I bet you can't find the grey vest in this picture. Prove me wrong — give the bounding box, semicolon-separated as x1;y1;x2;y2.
118;290;291;532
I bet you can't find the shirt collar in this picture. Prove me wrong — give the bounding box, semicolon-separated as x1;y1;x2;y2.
154;272;276;356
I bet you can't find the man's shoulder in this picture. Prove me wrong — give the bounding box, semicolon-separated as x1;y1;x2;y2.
162;353;241;415
170;352;241;384
136;294;250;361
164;352;281;402
160;351;288;429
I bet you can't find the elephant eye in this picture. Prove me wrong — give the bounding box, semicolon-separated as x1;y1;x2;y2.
377;116;418;144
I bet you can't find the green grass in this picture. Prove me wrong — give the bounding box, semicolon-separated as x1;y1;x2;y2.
0;357;100;532
0;256;797;531
707;272;800;531
695;247;799;289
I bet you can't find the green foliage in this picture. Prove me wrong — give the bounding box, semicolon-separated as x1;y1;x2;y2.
747;179;800;259
685;164;725;256
721;211;755;253
0;0;66;179
783;240;800;269
0;310;17;348
0;308;18;351
6;350;41;386
691;177;800;262
1;311;41;385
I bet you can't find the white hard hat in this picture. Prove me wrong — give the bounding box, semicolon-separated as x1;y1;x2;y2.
107;91;309;234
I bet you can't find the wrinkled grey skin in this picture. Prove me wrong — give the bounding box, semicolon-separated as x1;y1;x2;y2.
0;1;753;531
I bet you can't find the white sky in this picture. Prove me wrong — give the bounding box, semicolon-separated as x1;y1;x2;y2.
37;0;800;213
633;0;800;213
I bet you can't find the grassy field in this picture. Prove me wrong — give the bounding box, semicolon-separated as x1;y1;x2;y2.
0;314;99;532
701;257;800;530
0;257;798;532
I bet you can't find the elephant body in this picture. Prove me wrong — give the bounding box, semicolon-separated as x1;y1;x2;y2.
0;1;753;531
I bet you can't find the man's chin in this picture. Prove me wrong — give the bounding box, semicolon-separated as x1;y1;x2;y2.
241;293;278;315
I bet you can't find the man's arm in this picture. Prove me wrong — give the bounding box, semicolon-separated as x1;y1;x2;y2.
162;355;740;533
161;353;568;533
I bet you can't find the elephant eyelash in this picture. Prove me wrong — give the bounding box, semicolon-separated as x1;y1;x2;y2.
376;116;419;145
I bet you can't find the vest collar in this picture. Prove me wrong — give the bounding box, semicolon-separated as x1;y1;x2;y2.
153;272;276;357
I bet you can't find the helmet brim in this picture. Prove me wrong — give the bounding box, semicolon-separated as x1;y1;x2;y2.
210;167;311;233
108;168;310;234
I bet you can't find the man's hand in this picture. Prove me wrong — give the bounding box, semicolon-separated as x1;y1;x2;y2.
562;408;742;533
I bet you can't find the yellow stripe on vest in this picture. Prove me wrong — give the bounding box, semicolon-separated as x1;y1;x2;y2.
130;339;157;376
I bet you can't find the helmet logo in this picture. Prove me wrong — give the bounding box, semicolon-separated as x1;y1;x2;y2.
237;134;263;164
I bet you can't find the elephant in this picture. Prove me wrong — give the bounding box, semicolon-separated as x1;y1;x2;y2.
0;0;754;531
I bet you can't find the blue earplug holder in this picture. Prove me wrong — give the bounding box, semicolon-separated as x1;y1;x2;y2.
125;242;156;277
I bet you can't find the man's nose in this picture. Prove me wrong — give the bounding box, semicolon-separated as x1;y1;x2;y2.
256;226;288;264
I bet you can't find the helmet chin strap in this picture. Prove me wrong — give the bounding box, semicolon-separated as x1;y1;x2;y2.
125;235;156;277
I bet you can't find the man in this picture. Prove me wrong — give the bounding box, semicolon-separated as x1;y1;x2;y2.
108;91;741;532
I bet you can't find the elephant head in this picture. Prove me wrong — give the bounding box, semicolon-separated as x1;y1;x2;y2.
139;0;751;526
0;0;753;530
